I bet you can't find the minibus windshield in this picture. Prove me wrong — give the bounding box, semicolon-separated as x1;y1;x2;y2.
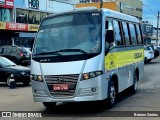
33;12;102;58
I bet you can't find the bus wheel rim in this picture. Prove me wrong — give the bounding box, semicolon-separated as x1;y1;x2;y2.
110;85;116;103
134;76;138;90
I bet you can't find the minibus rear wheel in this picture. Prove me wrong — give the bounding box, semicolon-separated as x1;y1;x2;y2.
130;72;138;94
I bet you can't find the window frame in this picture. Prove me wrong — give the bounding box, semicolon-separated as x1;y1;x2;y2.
112;19;124;46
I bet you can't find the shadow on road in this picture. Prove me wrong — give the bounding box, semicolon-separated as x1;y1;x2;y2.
40;88;135;117
0;83;31;88
145;61;159;65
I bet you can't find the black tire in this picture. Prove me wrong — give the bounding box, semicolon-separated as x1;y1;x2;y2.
130;72;138;94
107;81;116;108
147;59;151;63
6;76;11;87
6;76;16;87
43;102;56;110
144;57;147;64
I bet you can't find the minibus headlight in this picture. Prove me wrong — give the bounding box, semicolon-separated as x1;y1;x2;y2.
30;75;34;80
83;73;89;80
30;74;43;82
89;72;96;78
37;75;43;82
82;71;103;80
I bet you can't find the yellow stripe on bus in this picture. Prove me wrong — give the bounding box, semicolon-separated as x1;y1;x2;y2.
105;49;144;70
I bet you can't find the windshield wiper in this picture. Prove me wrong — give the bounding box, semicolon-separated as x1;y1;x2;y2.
34;49;89;56
56;49;90;56
34;50;63;56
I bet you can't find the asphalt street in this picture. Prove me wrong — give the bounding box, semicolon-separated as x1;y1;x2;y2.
0;57;160;120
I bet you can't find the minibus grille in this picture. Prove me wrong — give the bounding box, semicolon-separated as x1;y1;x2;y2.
44;74;79;97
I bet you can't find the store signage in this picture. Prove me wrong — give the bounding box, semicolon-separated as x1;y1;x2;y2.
0;0;14;8
28;24;39;31
28;0;39;9
0;22;6;29
6;22;28;31
0;22;39;31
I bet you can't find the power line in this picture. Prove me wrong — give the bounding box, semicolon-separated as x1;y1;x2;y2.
108;0;132;15
143;4;157;18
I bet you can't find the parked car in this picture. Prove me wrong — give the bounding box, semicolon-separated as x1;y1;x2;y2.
0;46;31;66
149;45;159;58
157;46;160;52
0;56;30;87
144;46;154;63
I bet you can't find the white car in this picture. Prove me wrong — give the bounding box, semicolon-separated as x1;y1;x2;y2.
144;47;154;63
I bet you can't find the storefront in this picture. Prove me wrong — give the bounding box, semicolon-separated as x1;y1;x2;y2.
0;22;39;48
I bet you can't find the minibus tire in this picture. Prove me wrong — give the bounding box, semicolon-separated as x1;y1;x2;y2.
130;73;138;94
144;57;147;64
43;102;56;110
107;81;116;108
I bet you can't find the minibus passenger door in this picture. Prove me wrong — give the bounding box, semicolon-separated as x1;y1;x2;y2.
105;30;115;54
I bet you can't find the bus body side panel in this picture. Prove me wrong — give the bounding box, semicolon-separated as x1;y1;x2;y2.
105;45;144;93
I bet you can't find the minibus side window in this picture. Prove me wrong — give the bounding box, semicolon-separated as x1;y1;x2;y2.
135;24;142;44
105;20;115;49
122;22;130;45
113;20;123;45
129;23;137;45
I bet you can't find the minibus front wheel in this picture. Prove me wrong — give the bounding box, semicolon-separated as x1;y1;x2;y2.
107;81;116;108
130;72;138;94
43;102;56;110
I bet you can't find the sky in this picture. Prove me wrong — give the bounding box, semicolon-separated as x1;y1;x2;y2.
143;0;160;27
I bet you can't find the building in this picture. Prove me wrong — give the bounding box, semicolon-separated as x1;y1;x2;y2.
116;0;142;21
14;0;74;12
0;0;74;47
141;21;153;45
75;0;143;21
152;27;160;44
0;0;143;47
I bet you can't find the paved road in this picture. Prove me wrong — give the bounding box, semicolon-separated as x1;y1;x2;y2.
0;57;160;119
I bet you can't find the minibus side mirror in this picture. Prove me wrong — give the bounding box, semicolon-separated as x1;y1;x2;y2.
105;30;114;43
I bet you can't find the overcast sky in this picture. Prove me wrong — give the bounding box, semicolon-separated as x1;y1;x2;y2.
143;0;160;27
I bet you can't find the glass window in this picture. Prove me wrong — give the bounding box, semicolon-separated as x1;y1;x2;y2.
4;48;11;53
129;23;137;45
136;24;142;44
34;12;102;55
122;22;130;45
113;20;123;45
106;20;113;30
0;48;2;53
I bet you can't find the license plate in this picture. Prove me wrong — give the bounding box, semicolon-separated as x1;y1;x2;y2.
53;84;68;91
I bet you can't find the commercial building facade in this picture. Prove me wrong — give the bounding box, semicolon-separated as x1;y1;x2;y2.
75;0;143;21
0;0;143;47
141;21;153;45
152;27;160;44
0;0;74;47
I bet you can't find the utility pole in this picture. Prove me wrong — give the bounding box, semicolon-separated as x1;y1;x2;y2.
100;0;103;9
157;11;159;43
119;2;122;13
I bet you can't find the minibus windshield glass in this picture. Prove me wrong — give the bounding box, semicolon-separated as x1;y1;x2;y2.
33;12;102;57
